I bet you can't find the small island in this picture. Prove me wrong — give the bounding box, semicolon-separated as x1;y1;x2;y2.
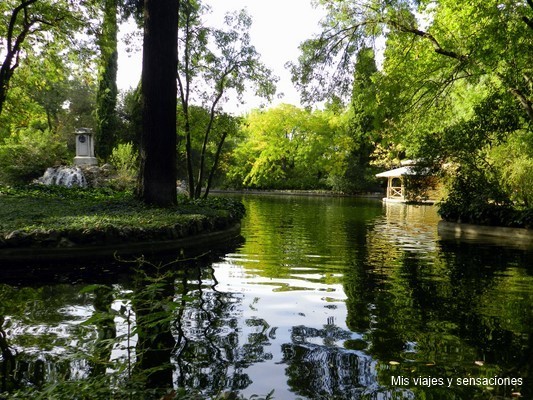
0;185;244;262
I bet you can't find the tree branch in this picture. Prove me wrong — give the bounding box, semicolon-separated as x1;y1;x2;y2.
523;16;533;31
389;21;468;62
509;87;533;121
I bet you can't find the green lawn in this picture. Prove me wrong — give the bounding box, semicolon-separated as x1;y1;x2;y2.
0;185;244;245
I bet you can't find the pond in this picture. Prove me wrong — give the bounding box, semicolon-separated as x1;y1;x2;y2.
0;195;531;399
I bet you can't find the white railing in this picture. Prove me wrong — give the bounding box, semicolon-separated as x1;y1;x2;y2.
388;186;403;198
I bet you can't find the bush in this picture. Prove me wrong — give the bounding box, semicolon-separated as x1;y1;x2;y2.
437;165;517;226
500;155;533;207
0;128;69;185
108;142;138;190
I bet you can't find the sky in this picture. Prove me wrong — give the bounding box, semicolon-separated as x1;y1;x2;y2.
116;0;325;114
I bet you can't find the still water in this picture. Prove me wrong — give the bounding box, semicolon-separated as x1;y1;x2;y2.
0;195;531;399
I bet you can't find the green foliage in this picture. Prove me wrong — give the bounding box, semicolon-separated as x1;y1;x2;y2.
0;185;243;236
0;0;98;116
499;155;533;207
109;142;139;190
117;86;142;145
341;48;383;193
177;2;277;198
492;129;533;207
437;165;514;226
4;260;274;400
228;104;346;190
227;103;381;193
95;0;119;161
177;195;246;220
0;129;69;185
413;91;530;224
176;105;240;196
287;0;533;221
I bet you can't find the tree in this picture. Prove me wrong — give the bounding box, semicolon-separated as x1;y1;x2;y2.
177;105;240;197
0;0;83;117
228;104;343;190
95;0;119;161
343;47;382;192
137;0;179;206
290;0;533;123
176;2;277;198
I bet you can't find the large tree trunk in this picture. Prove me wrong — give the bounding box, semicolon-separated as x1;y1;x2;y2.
138;0;179;206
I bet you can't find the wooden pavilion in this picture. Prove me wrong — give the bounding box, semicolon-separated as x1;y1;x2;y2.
375;160;440;203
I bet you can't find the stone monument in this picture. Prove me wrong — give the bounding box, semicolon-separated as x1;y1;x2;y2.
73;128;98;166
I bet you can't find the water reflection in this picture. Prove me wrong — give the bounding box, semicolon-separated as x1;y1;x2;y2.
0;195;531;399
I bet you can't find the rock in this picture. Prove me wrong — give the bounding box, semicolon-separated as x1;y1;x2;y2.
57;237;76;247
100;163;115;173
5;230;30;246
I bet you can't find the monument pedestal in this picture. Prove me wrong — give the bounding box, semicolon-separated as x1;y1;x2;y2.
73;128;97;166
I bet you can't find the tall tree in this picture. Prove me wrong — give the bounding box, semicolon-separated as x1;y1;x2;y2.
95;0;119;161
177;3;277;198
344;48;382;191
290;0;533;122
137;0;179;206
0;0;78;116
228;104;341;190
177;106;240;198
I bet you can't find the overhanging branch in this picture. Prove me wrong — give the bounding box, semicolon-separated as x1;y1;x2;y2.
389;20;468;62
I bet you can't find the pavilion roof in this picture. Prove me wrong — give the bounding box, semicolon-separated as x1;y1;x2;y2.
375;166;418;178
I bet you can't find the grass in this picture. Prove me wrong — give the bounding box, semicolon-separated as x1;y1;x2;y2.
0;185;244;239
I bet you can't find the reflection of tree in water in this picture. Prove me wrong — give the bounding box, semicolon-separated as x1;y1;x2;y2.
0;254;278;398
0;283;100;393
172;264;274;397
0;315;17;392
341;212;532;399
282;322;378;400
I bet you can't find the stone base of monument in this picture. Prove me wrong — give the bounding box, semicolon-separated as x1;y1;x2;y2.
73;156;98;166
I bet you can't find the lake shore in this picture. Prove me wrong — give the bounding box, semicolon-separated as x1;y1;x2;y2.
437;220;533;248
210;188;384;198
0;185;244;262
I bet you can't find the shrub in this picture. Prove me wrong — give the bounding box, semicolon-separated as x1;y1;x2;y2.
108;142;138;190
437;165;515;226
0;128;69;185
500;155;533;207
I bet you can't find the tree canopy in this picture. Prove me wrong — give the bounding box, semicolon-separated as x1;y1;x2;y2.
1;0;533;220
176;1;277;198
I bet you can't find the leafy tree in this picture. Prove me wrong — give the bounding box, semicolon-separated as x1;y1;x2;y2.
228;104;343;190
341;47;382;192
0;0;85;117
177;106;240;197
117;85;142;146
137;0;179;206
176;1;277;199
492;129;533;207
95;0;119;161
291;0;533;123
0;52;97;143
0;128;69;184
419;91;523;224
290;0;533;220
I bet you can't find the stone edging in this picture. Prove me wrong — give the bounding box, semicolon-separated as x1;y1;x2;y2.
0;223;241;262
438;220;533;246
